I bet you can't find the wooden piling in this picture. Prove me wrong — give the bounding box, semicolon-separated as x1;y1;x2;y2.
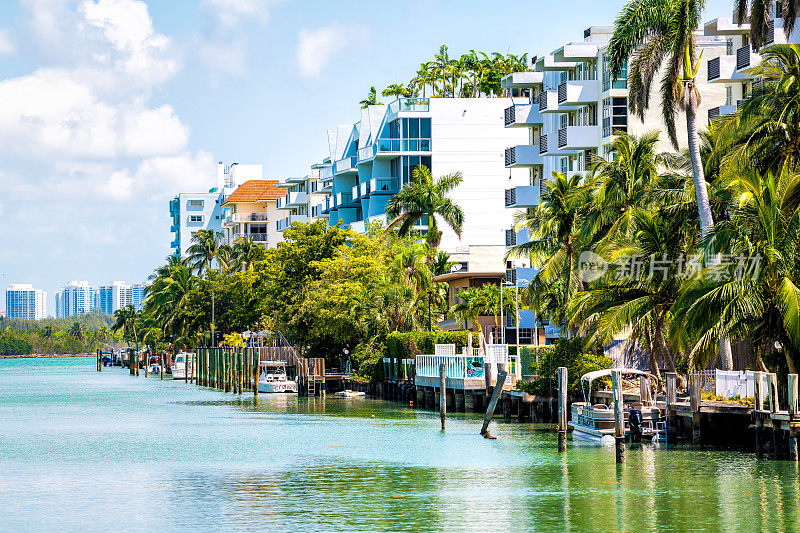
690;373;701;444
557;366;567;452
484;362;492;397
439;363;446;430
481;370;508;437
611;369;625;463
96;349;101;372
769;373;778;413
666;373;676;404
788;374;798;419
639;375;650;403
253;348;259;397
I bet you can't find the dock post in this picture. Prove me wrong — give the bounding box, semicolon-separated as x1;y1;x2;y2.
690;374;701;444
439;363;446;430
769;373;778;413
639;376;650;403
612;369;625;463
788;374;798;418
96;349;101;372
558;366;567;452
253;348;259;397
484;362;492;398
481;370;508;437
665;372;676;442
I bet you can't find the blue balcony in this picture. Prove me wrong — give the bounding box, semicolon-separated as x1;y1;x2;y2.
334;156;357;175
335;192;356;208
375;138;432;156
369;177;399;195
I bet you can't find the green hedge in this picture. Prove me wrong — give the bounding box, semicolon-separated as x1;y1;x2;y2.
386;330;471;360
520;345;555;376
517;338;612;396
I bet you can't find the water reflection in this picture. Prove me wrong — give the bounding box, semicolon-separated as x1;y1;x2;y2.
1;358;800;531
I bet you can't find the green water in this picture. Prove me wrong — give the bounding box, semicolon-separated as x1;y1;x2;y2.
0;357;798;532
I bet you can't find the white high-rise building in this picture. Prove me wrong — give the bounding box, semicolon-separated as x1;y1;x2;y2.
319;97;529;272
98;281;148;315
5;284;47;320
55;281;97;318
703;6;800;121
501;25;727;252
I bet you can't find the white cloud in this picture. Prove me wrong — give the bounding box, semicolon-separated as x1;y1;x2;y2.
195;38;247;75
202;0;280;27
0;30;15;56
296;22;350;78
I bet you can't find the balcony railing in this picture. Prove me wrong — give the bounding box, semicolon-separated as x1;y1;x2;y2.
767;19;775;45
335;192;354;207
312;204;323;217
708;57;720;81
737;45;751;70
232;233;268;242
228;213;268;223
505;188;516;207
539;95;548;112
505;229;517;247
539;134;548;154
360;181;370;197
505;146;517;166
370;177;399;194
415;354;485;379
708;106;721;121
319;166;333;180
335;156;357;174
358;144;376;161
504;105;516;126
386;97;430;121
376;138;432;153
558;127;568;148
558;82;567;103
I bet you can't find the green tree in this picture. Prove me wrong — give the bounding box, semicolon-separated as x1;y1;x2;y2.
382;83;410;99
735;1;798;48
186;229;225;275
359;86;381;109
229;236;266;272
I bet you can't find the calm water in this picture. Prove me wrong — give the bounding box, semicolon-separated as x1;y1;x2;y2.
1;357;798;532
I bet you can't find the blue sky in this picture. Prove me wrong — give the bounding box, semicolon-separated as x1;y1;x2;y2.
0;0;732;313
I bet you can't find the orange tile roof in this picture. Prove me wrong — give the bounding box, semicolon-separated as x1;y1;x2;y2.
222;180;286;205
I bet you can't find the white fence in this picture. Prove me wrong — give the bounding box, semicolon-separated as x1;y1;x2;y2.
415;354;485;379
692;370;755;398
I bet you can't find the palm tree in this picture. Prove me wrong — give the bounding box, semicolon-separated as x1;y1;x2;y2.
111;305;139;353
69;322;84;341
583;131;666;242
735;1;798;49
382;83;409;99
359;86;380;109
728;44;800;174
186;229;223;275
608;0;714;232
507;172;587;329
385;165;464;254
432;250;454;277
676;169;800;373
229;236;266;272
431;45;452;97
144;263;197;341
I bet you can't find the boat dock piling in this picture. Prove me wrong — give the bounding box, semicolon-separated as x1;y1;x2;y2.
611;369;625;463
481;366;508;437
439;363;446;430
557;367;567;452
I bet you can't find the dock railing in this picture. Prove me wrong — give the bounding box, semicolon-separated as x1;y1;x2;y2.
415;354;485;379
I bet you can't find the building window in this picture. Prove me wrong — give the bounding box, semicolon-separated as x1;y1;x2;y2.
602;54;627;91
188;214;204;223
187;199;204;208
402;155;432;185
602;97;628;138
726;38;734;55
726;86;733;106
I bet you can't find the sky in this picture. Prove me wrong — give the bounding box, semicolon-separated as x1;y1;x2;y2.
0;0;732;314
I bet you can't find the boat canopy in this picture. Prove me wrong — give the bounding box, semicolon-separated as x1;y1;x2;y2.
580;368;658;389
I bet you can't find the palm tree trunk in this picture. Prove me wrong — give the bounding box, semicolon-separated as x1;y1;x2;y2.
687;91;734;371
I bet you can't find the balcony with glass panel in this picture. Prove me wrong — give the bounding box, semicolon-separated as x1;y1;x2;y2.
334;156;358;175
369;177;399;195
277;214;309;232
375;137;432;155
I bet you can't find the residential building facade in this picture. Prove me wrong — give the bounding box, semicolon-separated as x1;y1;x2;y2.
320;97;529;272
98;281;147;315
276;162;331;232
55;281;96;318
704;6;799;121
170;162;263;257
221;180;286;246
5;284;47;320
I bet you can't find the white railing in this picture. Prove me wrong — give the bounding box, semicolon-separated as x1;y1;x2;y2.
415;354;485;379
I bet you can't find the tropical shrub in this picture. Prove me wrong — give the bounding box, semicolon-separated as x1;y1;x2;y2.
517;338;612;395
351;340;386;382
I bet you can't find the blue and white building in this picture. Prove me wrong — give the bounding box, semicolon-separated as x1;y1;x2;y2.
319;97;530;272
170;162;261;257
55;281;96;318
5;284;47;320
98;281;147;315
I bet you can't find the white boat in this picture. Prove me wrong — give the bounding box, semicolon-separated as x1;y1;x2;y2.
334;390;366;398
257;364;298;393
569;368;665;442
171;352;194;380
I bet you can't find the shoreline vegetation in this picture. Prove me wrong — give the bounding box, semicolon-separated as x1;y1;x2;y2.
0;353;94;359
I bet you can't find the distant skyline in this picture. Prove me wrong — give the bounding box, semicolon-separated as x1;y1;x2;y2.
0;0;733;312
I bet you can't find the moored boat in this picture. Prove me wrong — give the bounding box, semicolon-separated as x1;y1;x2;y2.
171;352;194;380
569;369;665;442
257;363;298;393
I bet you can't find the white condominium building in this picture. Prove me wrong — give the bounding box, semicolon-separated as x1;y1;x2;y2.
704;6;799;121
98;281;147;315
55;281;96;318
5;284;47;320
321;97;529;272
276;162;331;232
502;25;728;251
170;162;261;257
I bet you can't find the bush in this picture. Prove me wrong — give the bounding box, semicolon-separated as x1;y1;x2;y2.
0;334;33;355
520;345;555;376
386;330;471;360
517;338;612;396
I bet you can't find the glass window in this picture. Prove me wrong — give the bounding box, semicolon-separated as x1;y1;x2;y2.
187;199;204;208
420;118;431;138
188;214;203;223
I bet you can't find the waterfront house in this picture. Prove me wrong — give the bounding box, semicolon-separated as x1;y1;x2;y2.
221;179;286;247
